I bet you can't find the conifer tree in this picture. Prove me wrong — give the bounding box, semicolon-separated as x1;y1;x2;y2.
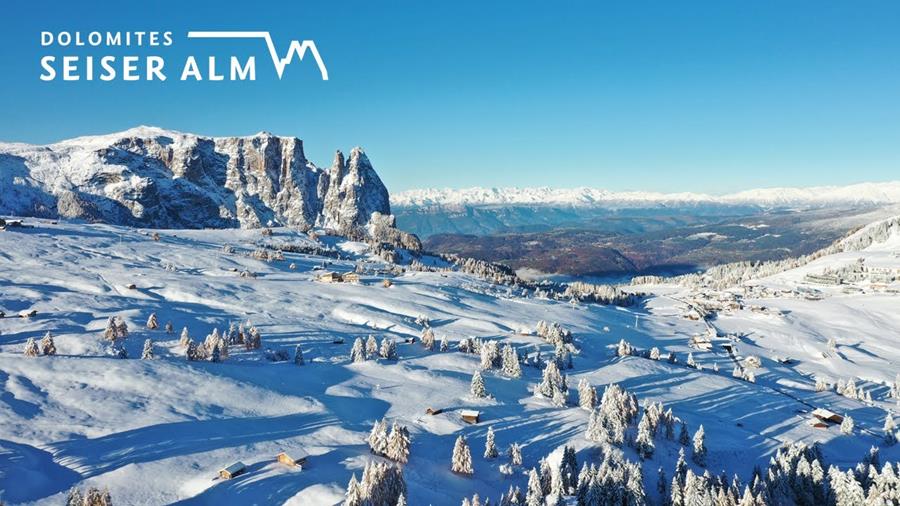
210;343;221;363
440;335;449;352
345;473;363;506
421;327;435;351
509;443;523;466
471;370;488;398
103;316;118;342
679;421;690;446
884;414;897;446
165;321;173;334
179;327;190;348
40;331;57;356
294;345;305;365
451;435;474;475
692;425;707;466
115;317;129;339
141;338;154;359
366;334;379;358
636;414;655;459
577;378;597;410
23;337;40;357
369;418;389;455
387;421;411;463
146;313;159;330
525;468;543;506
841;415;854;435
351;337;367;363
380;337;398;360
484;426;499;459
501;344;522;378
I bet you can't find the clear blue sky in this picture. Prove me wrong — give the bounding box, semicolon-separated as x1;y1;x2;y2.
1;1;898;193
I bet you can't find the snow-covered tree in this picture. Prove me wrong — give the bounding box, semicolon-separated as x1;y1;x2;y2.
179;327;190;348
386;421;411;463
380;338;398;360
103;316;118;342
525;467;543;506
636;413;655;460
294;345;305;365
366;334;379;358
536;361;566;400
40;331;57;356
451;435;474;475
345;473;363;506
815;377;829;392
841;415;854;435
471;370;488;398
578;378;597;410
141;338;154;359
692;425;707;466
245;326;262;350
368;418;389;455
146;313;159;330
484;426;499;459
650;347;661;360
509;443;523;466
501;344;522;378
23;337;40;357
679;421;690;446
351;337;367;363
440;335;449;352
421;327;435;351
686;353;697;369
884;414;897;446
617;339;633;357
165;321;173;334
210;343;221;363
480;340;501;370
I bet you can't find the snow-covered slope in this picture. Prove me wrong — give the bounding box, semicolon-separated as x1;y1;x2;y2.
0;126;391;231
1;218;898;504
392;182;900;209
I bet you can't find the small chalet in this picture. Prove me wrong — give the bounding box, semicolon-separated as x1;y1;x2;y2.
341;272;361;284
811;408;844;425
316;271;342;283
276;452;307;468
219;462;247;480
460;410;481;424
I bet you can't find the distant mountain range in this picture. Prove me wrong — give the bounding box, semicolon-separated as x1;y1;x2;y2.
0;126;393;232
393;182;900;209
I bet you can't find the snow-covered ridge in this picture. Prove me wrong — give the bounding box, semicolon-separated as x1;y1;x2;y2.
0;126;393;231
392;182;900;208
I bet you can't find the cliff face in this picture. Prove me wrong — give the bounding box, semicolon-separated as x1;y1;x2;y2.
0;126;395;233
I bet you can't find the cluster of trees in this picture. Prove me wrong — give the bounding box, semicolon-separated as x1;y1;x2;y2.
835;378;875;404
23;331;56;357
344;460;407;506
561;282;638;307
102;316;129;341
368;418;411;463
350;335;399;362
585;384;640;447
536;361;569;407
65;487;112;506
536;321;573;346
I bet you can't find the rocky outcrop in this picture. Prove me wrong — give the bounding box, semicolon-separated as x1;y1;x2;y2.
0;127;400;237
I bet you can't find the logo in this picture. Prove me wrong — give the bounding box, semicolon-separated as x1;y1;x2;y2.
38;30;329;82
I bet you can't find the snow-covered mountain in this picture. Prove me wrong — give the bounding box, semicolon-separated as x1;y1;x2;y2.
0;126;392;231
392;182;900;209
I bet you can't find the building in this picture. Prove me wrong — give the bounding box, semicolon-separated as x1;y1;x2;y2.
460;410;481;424
316;271;342;283
811;408;844;425
219;462;247;480
277;452;306;468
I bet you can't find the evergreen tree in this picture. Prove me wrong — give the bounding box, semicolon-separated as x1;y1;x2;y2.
23;337;40;357
440;335;449;352
578;378;597;410
679;421;690;446
103;316;118;342
380;338;398;360
884;414;897;446
369;418;389;455
345;473;363;506
636;414;655;460
386;421;411;463
141;338;154;359
40;331;57;356
210;343;221;363
692;425;707;466
484;426;499;459
366;334;379;358
509;443;523;466
165;321;173;334
115;317;128;339
471;370;488;398
65;487;83;506
422;327;435;351
146;312;159;330
351;337;367;363
501;344;522;378
294;345;305;365
525;468;544;506
451;435;474;475
841;415;854;435
179;327;190;348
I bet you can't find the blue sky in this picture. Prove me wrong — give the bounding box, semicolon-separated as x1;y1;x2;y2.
1;1;898;193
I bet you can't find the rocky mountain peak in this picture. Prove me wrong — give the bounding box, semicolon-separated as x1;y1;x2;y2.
0;127;406;243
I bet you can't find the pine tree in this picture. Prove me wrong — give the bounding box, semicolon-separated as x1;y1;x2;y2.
525;468;543;506
422;327;435;351
369;418;389;455
692;425;707;466
23;337;40;357
501;344;522;378
471;370;488;398
345;473;363;506
294;345;305;365
387;421;411;463
217;338;229;360
141;338;154;359
440;335;449;352
210;343;221;363
179;327;190;348
577;378;597;410
366;334;379;358
40;331;57;355
115;317;128;339
451;435;474;475
650;347;661;360
165;321;173;334
841;415;854;435
884;414;897;446
484;426;499;459
103;316;118;342
66;487;83;506
351;337;367;363
186;339;198;361
636;414;655;460
146;312;159;330
380;338;398;360
679;421;690;446
687;352;697;368
509;443;523;466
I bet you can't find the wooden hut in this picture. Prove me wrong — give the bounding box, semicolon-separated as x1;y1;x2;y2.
811;408;844;425
341;272;361;284
316;271;341;283
219;462;247;480
460;410;481;424
276;452;307;468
